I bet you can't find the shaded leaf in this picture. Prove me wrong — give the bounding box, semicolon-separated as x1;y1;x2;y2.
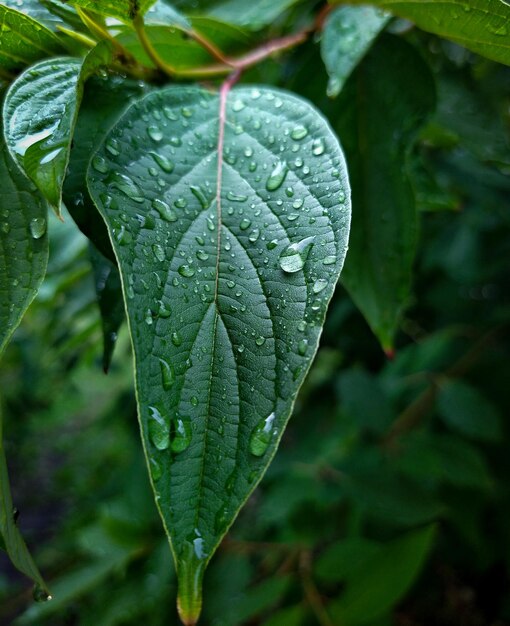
0;109;49;594
329;525;436;624
437;379;502;442
87;85;350;623
321;6;389;98
70;0;157;22
3;43;113;214
89;245;125;373
333;0;510;67
315;537;381;583
336;35;435;351
0;4;62;73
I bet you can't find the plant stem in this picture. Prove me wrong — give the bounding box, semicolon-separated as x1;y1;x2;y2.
299;551;336;626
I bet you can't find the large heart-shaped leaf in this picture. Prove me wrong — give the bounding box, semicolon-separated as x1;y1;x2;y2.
335;0;510;67
3;44;113;215
0;110;49;597
87;84;350;624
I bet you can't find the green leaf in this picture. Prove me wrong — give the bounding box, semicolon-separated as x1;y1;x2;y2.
3;44;113;214
331;0;510;67
70;0;158;22
315;537;381;583
329;525;436;624
335;35;435;352
321;6;389;98
437;379;502;442
145;0;191;29
87;85;350;624
0;5;62;74
90;245;125;372
0;111;49;595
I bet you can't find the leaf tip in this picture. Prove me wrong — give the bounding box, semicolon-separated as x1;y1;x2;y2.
176;547;206;626
384;345;396;360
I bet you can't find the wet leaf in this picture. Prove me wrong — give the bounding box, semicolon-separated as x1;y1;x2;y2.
87;85;350;624
3;43;113;215
321;6;389;98
70;0;157;22
335;36;435;352
338;0;510;67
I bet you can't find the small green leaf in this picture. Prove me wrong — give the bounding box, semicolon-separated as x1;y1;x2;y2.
0;107;49;596
87;85;350;624
0;4;62;73
331;0;510;67
3;43;113;215
336;35;435;352
89;245;125;372
329;525;436;624
321;6;389;98
437;379;502;441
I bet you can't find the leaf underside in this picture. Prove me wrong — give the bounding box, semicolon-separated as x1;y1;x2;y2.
87;85;350;621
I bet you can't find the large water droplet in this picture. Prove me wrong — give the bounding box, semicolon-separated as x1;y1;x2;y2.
312;138;325;156
227;191;247;202
190;185;210;209
178;264;195;277
159;358;175;390
239;218;251;231
33;584;52;603
148;405;170;450
313;278;328;293
29;217;46;239
151;152;174;173
266;160;288;191
148;125;163;141
92;155;109;173
249;412;276;457
278;236;314;273
152;198;177;222
152;243;165;262
170;415;192;453
108;172;144;203
291;125;308;140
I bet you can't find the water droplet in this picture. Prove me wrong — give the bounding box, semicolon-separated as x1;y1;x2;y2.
33;584;52;603
291;125;308;140
244;146;253;157
148;125;163;141
298;338;308;356
232;98;245;111
191;185;210;209
152;243;165;262
313;278;328;293
266;239;278;250
106;138;121;156
171;331;182;346
266;160;288;191
248;228;260;242
196;249;209;261
115;224;132;245
249;412;276;457
191;395;198;407
108;172;144;203
159;358;175;390
227;191;248;202
322;255;336;266
151;152;174;173
170;415;192;453
279;236;314;273
29;217;46;239
152;198;177;222
312;138;325;156
174;197;187;209
92;155;109;173
150;458;162;481
239;218;251;231
178;264;195;277
148;405;170;450
215;506;229;533
255;336;266;346
157;300;171;318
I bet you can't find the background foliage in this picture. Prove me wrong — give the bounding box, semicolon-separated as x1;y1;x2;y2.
1;1;510;625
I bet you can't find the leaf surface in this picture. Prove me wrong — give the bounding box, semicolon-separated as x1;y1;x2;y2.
87;84;350;623
335;36;435;351
3;44;113;214
0;111;49;596
0;5;62;73
335;0;510;67
321;6;389;97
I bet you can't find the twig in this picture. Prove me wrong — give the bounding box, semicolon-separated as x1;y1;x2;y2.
299;550;336;626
